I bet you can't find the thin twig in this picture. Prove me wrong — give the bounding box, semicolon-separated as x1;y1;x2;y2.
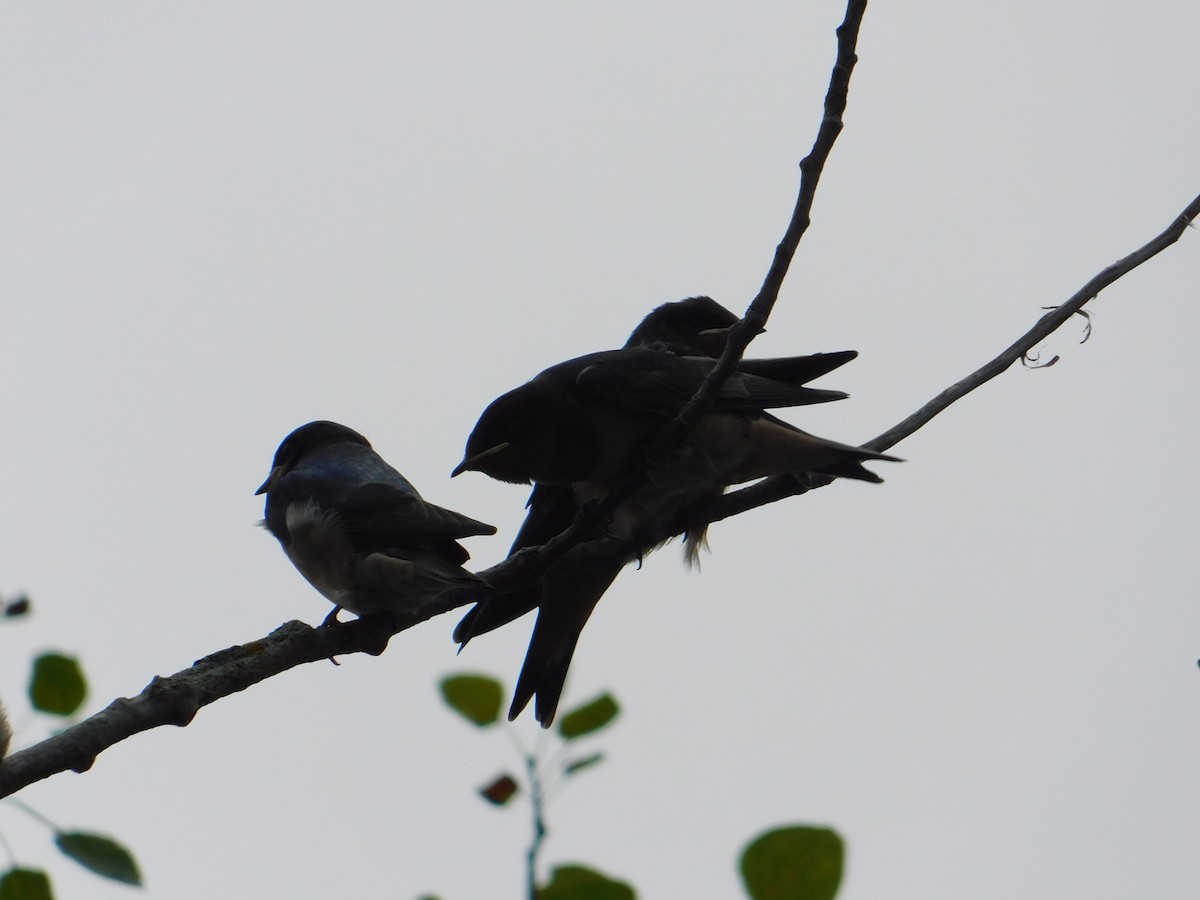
599;0;868;519
864;193;1200;453
524;751;547;900
696;192;1200;522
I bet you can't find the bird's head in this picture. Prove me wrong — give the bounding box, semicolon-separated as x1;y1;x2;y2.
256;421;371;495
452;392;529;484
624;295;743;357
453;386;590;485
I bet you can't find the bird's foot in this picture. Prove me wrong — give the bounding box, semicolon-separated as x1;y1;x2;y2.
320;605;345;665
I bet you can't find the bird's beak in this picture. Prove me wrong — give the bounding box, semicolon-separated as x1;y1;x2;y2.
697;323;763;356
697;324;736;356
255;466;282;495
451;442;510;477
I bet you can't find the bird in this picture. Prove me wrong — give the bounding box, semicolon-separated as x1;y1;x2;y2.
624;294;743;357
452;298;897;725
451;347;895;520
623;295;859;388
458;297;860;634
257;420;496;621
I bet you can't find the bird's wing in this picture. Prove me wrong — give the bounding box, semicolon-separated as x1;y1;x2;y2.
576;351;847;414
736;350;858;385
338;482;496;554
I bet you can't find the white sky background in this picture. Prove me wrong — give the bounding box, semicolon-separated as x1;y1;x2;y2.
2;3;1198;898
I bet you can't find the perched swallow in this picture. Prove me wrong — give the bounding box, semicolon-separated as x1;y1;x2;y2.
625;296;860;387
453;305;897;725
458;298;859;638
451;348;894;493
624;294;742;356
258;421;496;620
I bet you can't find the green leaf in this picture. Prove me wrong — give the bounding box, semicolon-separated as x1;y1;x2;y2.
557;693;619;740
563;752;605;776
54;832;142;886
537;864;636;900
439;674;503;727
740;825;843;900
0;868;53;900
28;653;87;717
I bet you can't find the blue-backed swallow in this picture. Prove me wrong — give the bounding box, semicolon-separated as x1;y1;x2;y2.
258;421;496;620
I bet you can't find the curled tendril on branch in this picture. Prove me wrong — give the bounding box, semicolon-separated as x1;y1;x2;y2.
1025;307;1094;367
1040;305;1093;343
1021;350;1060;369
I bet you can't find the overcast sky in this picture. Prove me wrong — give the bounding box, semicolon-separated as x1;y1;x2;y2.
2;3;1198;898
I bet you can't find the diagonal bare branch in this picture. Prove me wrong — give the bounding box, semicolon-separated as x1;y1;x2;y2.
0;618;393;797
697;191;1200;522
864;192;1200;453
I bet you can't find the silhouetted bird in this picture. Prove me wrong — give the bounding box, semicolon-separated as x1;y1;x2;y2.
258;421;495;620
452;299;896;725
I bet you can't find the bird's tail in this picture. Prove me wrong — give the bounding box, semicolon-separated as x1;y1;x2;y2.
455;484;579;648
736;350;858;387
454;586;538;647
811;447;900;484
509;565;623;727
726;416;901;487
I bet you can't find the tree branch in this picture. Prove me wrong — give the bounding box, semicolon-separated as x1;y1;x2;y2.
0;618;393;797
690;191;1200;522
863;193;1200;453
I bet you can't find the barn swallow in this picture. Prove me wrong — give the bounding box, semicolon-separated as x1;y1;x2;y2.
258;421;496;620
453;308;896;725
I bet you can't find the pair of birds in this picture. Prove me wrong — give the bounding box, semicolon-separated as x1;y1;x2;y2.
258;296;898;725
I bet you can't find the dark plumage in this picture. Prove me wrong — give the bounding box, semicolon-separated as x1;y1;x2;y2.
625;296;859;386
452;298;896;726
258;421;495;619
452;348;893;497
624;294;740;357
